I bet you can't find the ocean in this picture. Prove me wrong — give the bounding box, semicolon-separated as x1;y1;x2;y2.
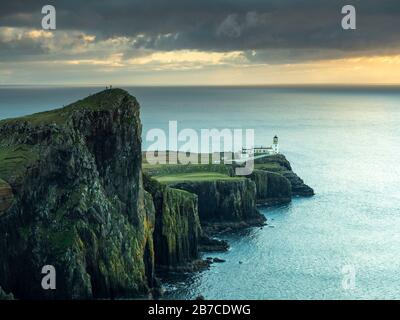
1;85;400;299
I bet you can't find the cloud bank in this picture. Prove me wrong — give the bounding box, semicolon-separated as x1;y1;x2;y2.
0;0;399;84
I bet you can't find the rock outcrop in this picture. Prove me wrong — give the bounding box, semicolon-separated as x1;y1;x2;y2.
0;179;13;215
0;89;155;299
0;286;14;300
168;179;266;236
143;164;266;231
170;179;260;223
143;174;202;271
254;154;314;197
249;170;292;205
281;171;314;197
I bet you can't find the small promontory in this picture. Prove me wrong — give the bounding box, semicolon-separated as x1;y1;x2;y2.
0;89;314;300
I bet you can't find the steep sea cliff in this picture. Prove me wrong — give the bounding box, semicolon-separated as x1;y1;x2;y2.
0;89;155;299
0;89;313;299
143;174;203;271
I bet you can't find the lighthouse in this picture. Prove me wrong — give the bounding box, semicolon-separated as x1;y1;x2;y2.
272;135;279;154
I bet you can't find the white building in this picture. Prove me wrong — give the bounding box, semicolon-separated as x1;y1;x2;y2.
272;135;279;153
241;135;279;158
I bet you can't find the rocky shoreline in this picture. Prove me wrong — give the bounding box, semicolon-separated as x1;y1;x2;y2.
0;89;313;299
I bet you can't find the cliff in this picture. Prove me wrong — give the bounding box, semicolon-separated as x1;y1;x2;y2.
170;179;258;222
171;178;267;234
143;164;262;224
0;179;13;214
143;174;203;271
254;154;314;197
249;170;292;205
0;89;155;299
0;89;314;300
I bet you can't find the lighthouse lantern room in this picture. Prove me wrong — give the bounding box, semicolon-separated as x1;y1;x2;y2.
272;135;279;154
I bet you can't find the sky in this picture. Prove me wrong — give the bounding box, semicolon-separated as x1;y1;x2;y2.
1;0;400;85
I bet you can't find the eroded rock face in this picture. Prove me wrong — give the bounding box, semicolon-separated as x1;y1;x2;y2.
0;89;155;299
254;154;314;197
0;286;14;300
170;179;259;223
249;170;292;205
281;171;314;197
0;179;13;215
144;175;201;271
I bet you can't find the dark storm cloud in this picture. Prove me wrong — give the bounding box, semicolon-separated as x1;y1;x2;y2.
1;0;400;62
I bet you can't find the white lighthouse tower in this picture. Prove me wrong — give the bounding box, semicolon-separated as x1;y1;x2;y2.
272;135;279;154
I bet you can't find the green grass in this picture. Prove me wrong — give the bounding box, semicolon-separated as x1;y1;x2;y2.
254;163;285;172
155;172;243;184
143;163;232;177
3;109;69;126
0;145;38;182
0;89;131;182
0;178;8;188
0;88;131;126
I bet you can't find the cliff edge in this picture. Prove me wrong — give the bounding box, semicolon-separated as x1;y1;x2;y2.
0;89;155;299
254;154;314;197
0;89;314;299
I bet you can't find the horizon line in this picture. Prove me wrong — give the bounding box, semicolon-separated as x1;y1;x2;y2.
2;83;400;88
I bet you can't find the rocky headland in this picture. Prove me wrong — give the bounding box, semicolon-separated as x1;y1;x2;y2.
0;89;313;299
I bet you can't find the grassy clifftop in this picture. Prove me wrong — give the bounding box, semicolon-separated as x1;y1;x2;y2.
155;172;243;184
0;145;38;183
143;163;241;184
143;163;232;176
0;89;136;185
0;89;133;127
144;163;262;224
